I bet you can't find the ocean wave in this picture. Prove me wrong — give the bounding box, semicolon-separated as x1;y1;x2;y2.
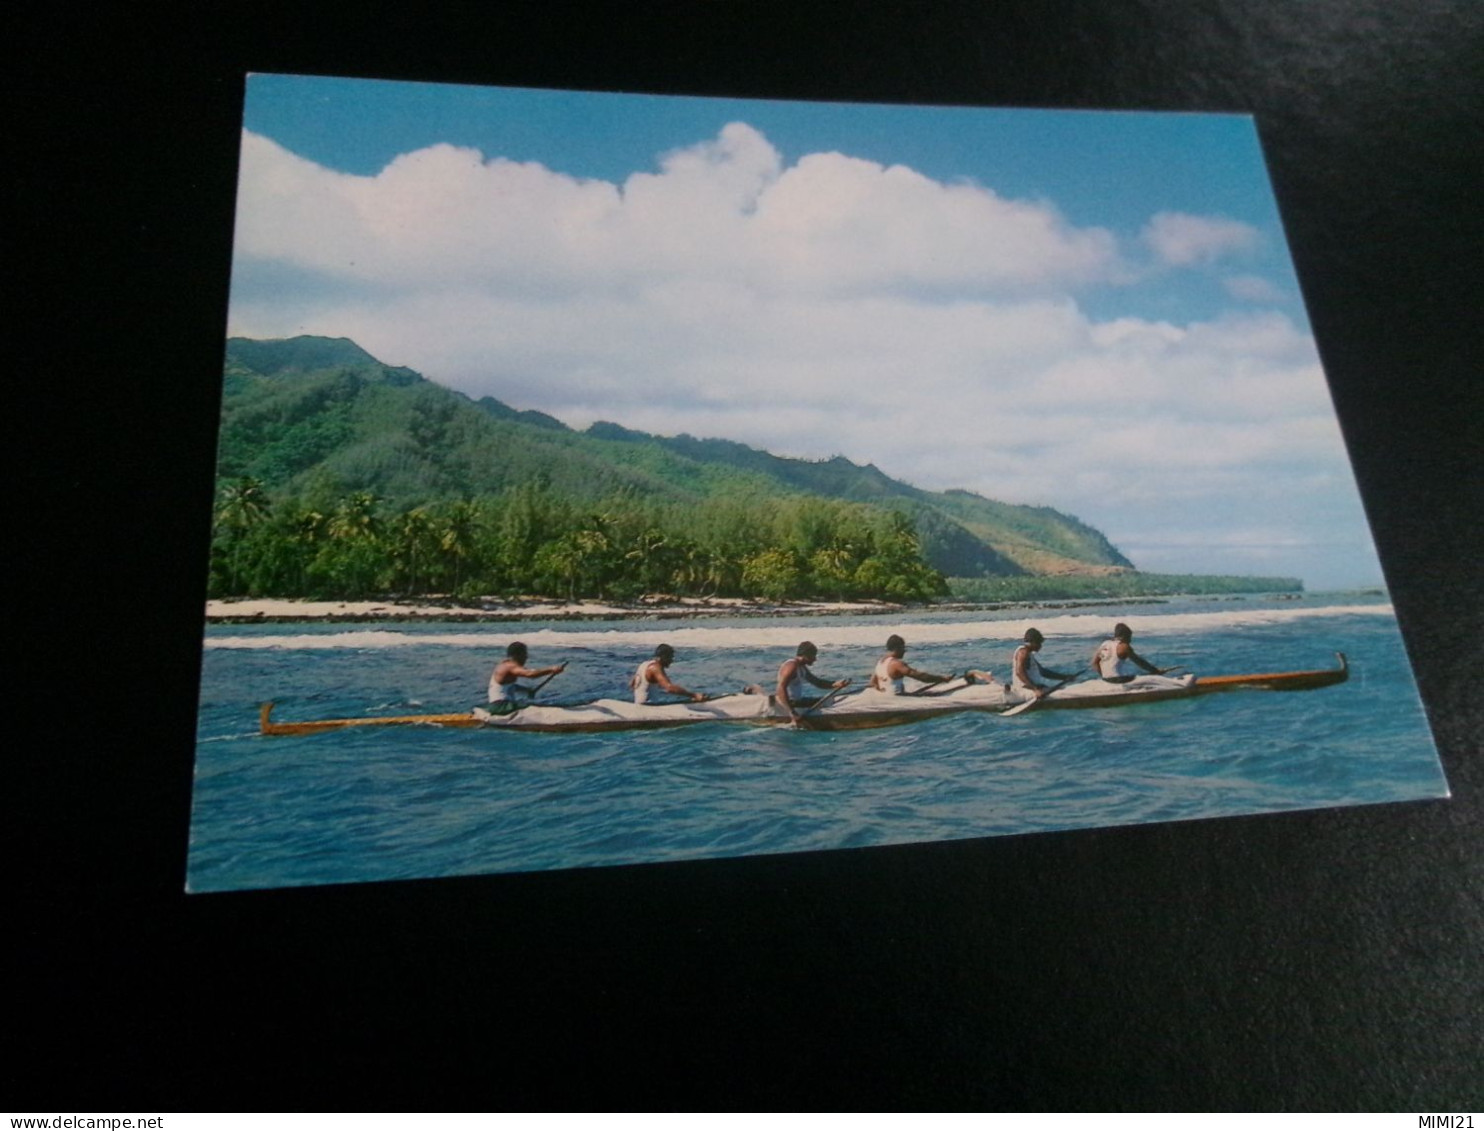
203;602;1395;651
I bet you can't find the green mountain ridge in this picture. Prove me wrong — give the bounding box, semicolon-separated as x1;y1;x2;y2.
215;335;1135;579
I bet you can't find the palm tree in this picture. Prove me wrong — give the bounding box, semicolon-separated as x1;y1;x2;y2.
327;491;380;542
436;500;482;595
215;477;271;532
214;477;271;594
319;492;384;597
572;525;614;598
391;508;436;596
624;527;670;594
533;535;584;602
808;544;857;600
703;550;742;597
670;539;709;596
288;508;326;595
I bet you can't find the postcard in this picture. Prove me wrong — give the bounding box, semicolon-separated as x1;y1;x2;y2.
188;73;1447;893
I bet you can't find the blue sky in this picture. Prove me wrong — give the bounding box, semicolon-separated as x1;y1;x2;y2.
227;73;1382;589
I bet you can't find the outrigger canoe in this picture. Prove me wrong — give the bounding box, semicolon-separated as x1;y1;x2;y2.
258;653;1348;736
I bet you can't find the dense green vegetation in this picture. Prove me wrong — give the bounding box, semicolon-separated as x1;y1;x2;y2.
946;573;1304;603
210;477;947;602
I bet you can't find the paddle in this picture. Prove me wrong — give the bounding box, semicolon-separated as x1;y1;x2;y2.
688;686;747;699
907;674;965;697
525;664;566;698
796;683;850;722
492;663;568;711
999;669;1086;718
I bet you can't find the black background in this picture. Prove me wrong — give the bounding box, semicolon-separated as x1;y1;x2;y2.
14;0;1482;1109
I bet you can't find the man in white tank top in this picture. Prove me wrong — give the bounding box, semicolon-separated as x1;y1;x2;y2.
487;642;566;715
774;641;851;724
1012;628;1077;697
868;634;952;695
631;643;708;704
1091;623;1166;684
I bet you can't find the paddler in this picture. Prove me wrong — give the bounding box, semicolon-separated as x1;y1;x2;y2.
1091;622;1169;683
1012;628;1078;698
631;643;708;704
775;641;851;724
487;642;567;715
868;634;952;695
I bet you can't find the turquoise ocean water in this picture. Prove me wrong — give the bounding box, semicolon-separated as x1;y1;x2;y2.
187;592;1447;892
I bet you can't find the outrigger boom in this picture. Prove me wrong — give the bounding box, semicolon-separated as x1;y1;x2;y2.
1192;652;1348;693
259;702;484;737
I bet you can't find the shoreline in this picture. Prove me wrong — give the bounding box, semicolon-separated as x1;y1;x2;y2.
200;592;1222;625
205;595;912;624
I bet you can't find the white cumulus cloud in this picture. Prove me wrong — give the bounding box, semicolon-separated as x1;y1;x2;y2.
1224;273;1287;303
1141;211;1261;266
233;124;1123;301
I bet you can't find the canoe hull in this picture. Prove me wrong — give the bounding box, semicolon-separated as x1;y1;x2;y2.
759;704;974;731
1020;653;1348;712
1020;681;1199;710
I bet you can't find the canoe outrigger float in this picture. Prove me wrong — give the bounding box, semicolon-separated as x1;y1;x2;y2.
258;653;1348;737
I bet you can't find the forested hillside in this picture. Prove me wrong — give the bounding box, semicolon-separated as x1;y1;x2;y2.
209;336;1137;601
